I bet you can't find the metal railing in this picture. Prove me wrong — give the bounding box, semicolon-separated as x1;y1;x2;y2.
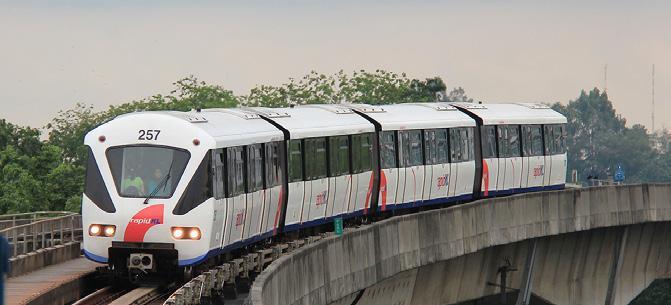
0;211;77;231
0;213;82;258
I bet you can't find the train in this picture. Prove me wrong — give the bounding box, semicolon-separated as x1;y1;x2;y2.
81;102;567;282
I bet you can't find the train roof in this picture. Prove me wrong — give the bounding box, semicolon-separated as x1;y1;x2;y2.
246;105;375;139
97;110;285;148
344;103;476;131
450;102;567;125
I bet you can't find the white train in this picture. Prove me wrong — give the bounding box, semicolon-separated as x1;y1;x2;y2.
81;102;567;281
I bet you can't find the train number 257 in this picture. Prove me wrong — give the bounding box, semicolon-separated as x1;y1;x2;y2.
138;129;161;140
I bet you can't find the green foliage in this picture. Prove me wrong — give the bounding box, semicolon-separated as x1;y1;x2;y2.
244;70;449;106
630;279;671;305
552;88;668;183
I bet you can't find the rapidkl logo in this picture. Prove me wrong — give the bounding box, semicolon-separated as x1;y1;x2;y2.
533;165;544;177
124;204;164;242
129;218;162;225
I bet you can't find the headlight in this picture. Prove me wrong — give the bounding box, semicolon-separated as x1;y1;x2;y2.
89;224;115;237
104;225;116;237
188;228;201;240
89;224;101;236
171;227;184;239
171;227;201;240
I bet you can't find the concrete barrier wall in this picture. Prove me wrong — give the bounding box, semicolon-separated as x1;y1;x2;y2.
249;183;671;305
9;242;81;278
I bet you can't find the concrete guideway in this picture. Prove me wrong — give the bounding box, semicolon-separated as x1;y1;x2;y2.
249;183;671;305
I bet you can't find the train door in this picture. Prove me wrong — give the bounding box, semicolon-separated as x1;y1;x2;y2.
399;130;425;205
211;149;226;248
543;125;553;187
304;137;329;223
263;142;284;236
351;133;375;213
480;126;498;197
450;128;476;197
425;129;450;201
378;131;399;211
224;146;246;245
547;124;567;187
245;144;265;239
522;125;545;190
497;125;522;194
284;140;305;228
327;136;351;217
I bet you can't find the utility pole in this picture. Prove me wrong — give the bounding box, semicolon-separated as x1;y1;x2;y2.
604;64;608;92
652;64;655;132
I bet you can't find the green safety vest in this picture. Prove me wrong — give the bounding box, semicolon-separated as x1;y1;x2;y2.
122;176;144;194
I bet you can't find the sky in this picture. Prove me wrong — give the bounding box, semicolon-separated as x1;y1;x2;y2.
1;1;670;131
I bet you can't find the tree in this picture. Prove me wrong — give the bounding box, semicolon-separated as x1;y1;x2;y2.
551;88;660;183
244;70;448;106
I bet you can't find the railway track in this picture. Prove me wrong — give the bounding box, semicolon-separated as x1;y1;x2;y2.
74;284;174;305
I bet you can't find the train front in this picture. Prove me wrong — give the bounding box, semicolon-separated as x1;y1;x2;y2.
81;111;215;282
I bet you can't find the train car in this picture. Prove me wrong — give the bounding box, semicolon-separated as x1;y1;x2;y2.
82;109;285;281
81;102;567;283
346;103;478;210
247;105;377;230
452;103;567;197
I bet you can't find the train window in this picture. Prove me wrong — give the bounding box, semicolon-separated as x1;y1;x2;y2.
246;144;264;192
400;130;423;167
212;149;225;199
379;131;397;169
424;129;448;165
226;146;246;197
498;125;521;158
329;136;350;176
305;137;328;180
106;145;190;198
288;140;303;183
265;142;282;188
543;125;555;156
424;130;437;165
351;133;373;173
450;128;474;162
481;125;497;159
84;147;115;213
436;129;449;164
174;153;213;215
554;124;567;154
522;125;543;157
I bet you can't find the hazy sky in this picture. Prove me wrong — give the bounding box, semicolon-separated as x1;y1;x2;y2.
1;1;670;131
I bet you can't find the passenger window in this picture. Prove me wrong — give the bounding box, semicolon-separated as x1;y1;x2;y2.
359;133;373;172
401;130;423;167
449;128;461;162
329;136;350;176
265;142;282;188
226;146;246;197
212;149;225;199
508;125;521;157
522;125;543;157
424;129;437;165
556;125;567;154
543;125;555;156
436;129;449;164
481;125;497;159
351;133;373;173
450;128;473;162
246;144;264;192
288;140;303;183
379;131;397;169
305;137;327;180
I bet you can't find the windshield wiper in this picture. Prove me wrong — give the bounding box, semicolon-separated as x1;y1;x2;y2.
144;161;174;205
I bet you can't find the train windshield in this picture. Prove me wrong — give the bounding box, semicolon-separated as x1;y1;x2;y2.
106;145;190;198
